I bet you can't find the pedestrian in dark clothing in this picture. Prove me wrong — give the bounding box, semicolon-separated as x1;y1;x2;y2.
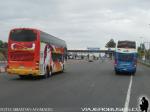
140;97;149;112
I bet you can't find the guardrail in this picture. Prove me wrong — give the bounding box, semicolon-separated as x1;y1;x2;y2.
138;59;150;67
0;61;7;63
0;61;7;73
0;67;6;73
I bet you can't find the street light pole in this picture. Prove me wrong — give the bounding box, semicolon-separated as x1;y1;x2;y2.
139;36;147;61
144;42;150;62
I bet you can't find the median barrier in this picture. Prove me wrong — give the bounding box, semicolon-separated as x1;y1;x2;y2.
138;60;150;67
0;61;7;73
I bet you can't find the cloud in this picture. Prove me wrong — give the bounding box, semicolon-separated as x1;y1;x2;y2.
0;0;150;49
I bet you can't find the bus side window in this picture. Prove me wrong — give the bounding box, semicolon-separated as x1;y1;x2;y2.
52;53;63;62
52;53;56;62
58;54;62;62
61;55;64;62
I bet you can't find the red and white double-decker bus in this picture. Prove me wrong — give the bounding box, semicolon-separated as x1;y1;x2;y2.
7;28;67;78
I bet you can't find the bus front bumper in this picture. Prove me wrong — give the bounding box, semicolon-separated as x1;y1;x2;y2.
115;66;136;73
7;68;40;76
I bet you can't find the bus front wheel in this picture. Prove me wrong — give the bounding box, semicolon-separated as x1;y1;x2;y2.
19;75;26;79
115;70;119;74
132;71;136;75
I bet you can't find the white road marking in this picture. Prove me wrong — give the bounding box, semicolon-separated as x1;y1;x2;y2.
123;75;133;112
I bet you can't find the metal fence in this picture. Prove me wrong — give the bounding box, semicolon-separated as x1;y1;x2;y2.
139;42;150;66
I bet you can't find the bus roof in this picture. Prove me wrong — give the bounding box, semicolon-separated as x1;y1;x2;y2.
10;28;67;48
40;31;67;48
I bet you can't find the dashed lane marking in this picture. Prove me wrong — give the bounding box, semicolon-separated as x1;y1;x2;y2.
123;75;133;112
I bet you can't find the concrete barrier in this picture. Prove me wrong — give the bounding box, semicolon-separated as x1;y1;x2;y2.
138;60;150;67
0;61;7;73
0;61;7;64
0;67;6;73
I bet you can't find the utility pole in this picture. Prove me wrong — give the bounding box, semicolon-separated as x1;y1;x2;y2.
139;37;145;61
143;42;150;63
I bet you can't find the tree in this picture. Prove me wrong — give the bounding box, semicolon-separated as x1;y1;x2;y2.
3;42;8;48
0;40;3;48
140;43;145;51
0;40;8;60
0;40;8;48
105;39;116;48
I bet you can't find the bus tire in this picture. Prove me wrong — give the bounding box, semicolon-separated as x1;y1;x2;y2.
44;66;50;79
115;70;119;75
49;67;52;77
61;64;64;72
132;71;136;75
19;75;26;79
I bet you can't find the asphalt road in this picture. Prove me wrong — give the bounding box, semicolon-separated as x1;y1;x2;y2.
0;60;149;112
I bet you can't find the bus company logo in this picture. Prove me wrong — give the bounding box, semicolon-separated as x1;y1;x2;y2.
11;43;35;50
139;96;149;112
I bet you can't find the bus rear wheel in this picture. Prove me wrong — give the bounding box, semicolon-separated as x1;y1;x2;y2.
44;66;50;79
61;64;64;72
19;75;26;79
49;68;52;77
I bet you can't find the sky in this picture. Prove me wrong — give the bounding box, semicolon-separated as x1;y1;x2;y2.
0;0;150;49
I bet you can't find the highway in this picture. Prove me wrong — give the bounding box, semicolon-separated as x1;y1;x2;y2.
0;60;149;112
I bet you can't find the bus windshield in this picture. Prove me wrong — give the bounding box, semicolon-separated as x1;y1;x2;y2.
10;30;37;42
117;41;136;49
118;53;134;62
